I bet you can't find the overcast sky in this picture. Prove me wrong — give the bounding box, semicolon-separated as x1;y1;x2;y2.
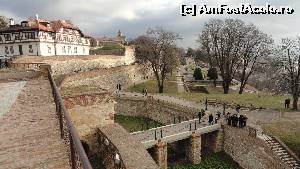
0;0;299;48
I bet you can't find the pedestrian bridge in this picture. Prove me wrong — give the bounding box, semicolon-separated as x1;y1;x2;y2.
131;119;221;149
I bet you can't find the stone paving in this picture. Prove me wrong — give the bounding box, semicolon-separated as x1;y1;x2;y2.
0;79;70;169
0;81;27;119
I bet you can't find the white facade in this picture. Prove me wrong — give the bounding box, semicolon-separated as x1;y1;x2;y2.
0;19;90;57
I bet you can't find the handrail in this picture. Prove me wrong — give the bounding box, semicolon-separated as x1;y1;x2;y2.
48;69;93;169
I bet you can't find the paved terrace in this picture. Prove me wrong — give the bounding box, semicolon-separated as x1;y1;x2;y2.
0;79;70;169
131;119;221;149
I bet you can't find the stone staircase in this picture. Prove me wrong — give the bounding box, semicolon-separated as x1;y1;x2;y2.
258;134;300;169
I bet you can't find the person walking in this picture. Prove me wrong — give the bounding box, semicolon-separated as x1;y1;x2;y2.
208;114;213;125
236;104;241;114
238;115;244;128
285;98;290;109
223;103;226;115
217;111;221;119
242;114;248;127
226;112;231;125
205;99;208;110
197;111;202;123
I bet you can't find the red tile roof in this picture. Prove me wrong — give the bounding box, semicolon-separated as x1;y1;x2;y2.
0;18;83;34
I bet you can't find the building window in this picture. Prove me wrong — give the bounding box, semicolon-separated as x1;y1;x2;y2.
48;46;51;53
68;46;71;53
83;47;85;54
10;46;14;54
25;32;35;39
29;45;33;53
62;46;66;53
5;46;9;54
4;34;11;41
15;33;20;40
74;47;77;54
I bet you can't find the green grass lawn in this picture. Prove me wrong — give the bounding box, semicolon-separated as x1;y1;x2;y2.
115;114;163;132
169;152;242;169
166;90;293;112
126;79;178;94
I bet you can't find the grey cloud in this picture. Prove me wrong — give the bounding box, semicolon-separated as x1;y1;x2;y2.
0;0;299;48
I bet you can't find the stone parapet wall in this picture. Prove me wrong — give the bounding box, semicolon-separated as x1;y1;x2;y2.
223;125;290;169
13;46;136;75
61;64;151;91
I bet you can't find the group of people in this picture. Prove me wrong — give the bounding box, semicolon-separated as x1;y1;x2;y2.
142;88;148;96
197;109;221;125
226;113;248;128
116;84;122;91
197;104;248;128
0;59;9;69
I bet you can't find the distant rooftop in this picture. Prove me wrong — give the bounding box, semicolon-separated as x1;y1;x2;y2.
0;17;85;35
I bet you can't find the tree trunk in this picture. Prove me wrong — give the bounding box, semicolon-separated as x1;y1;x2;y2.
213;79;216;87
292;93;298;110
222;81;230;94
159;84;164;93
239;83;245;94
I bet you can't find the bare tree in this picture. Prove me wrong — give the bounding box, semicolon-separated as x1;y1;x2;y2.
277;37;300;110
134;27;181;93
238;24;273;94
198;18;272;94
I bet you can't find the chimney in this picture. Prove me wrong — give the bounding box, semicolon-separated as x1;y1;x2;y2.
9;18;14;26
36;14;39;20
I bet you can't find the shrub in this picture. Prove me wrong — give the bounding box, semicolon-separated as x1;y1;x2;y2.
193;68;204;80
207;67;218;80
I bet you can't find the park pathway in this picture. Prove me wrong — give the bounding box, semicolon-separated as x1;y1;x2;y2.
176;67;185;93
0;79;70;169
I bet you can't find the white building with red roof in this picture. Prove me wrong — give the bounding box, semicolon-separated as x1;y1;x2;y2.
0;17;90;56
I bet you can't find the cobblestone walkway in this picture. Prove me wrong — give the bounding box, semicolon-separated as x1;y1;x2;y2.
0;79;70;169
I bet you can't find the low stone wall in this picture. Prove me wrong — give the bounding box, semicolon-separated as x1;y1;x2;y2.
223;125;290;169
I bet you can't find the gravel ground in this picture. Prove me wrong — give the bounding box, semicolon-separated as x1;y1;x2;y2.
0;81;27;118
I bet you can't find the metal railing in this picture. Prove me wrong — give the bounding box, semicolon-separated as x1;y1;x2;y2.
48;69;93;169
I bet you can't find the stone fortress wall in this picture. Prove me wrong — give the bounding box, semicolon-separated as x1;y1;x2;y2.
223;125;290;169
115;93;292;169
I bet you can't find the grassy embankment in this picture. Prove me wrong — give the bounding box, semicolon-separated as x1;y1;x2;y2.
169;151;242;169
115;114;162;132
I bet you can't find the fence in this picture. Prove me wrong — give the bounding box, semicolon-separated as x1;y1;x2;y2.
48;69;93;169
